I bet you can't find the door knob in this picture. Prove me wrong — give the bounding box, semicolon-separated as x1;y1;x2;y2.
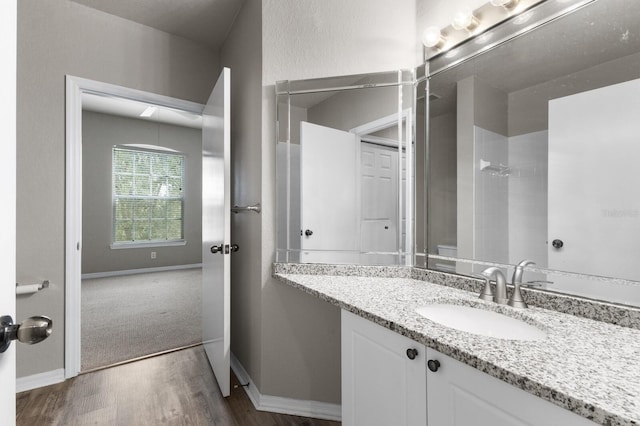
0;315;52;353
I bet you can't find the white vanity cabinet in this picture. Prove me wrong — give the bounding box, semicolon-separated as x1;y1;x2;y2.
426;348;596;426
341;310;427;426
341;310;597;426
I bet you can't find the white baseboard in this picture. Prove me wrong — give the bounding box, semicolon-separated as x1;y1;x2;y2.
81;263;202;280
17;368;65;393
230;352;341;422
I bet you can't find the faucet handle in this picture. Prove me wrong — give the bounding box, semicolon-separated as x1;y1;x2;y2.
473;274;494;302
479;267;508;304
507;284;528;309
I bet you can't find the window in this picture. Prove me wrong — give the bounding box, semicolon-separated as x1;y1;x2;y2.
112;146;185;246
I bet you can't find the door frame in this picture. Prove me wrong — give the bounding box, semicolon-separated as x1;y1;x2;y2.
64;76;204;378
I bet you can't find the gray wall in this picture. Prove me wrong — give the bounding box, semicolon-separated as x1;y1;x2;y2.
82;111;202;274
16;0;218;378
508;51;640;137
456;76;507;266
307;86;400;132
222;0;344;404
220;0;265;395
428;112;457;253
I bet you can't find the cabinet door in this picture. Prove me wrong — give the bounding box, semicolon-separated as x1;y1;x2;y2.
426;348;596;426
342;310;427;426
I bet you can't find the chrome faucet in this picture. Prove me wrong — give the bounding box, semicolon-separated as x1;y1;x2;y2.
481;267;508;304
508;260;535;308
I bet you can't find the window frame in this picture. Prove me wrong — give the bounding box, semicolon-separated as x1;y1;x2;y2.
110;145;187;249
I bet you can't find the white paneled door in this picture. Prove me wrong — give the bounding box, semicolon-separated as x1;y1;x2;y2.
202;67;231;396
360;143;398;253
0;1;17;424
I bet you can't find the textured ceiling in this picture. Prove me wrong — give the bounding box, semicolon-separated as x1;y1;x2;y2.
70;0;245;49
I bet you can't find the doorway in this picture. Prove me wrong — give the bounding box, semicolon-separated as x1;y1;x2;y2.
65;76;206;376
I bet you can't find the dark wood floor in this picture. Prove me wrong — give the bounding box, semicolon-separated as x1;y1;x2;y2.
17;346;341;426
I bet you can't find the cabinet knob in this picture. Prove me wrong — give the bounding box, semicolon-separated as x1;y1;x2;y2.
427;359;440;372
406;348;418;360
552;239;564;249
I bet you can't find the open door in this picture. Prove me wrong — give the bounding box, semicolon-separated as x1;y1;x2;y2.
0;2;17;424
0;0;18;425
202;67;231;396
300;121;359;262
548;78;640;305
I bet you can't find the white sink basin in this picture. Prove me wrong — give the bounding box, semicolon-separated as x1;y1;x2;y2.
415;304;546;341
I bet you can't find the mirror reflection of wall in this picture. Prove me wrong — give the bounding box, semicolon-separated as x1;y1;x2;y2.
276;71;416;266
426;0;640;306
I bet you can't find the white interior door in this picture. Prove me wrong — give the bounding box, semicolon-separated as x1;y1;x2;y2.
300;121;359;262
360;143;398;253
202;67;231;397
548;78;640;304
0;1;17;423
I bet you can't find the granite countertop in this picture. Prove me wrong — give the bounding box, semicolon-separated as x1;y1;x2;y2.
274;273;640;426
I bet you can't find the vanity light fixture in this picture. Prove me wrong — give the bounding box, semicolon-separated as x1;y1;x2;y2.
490;0;520;9
422;26;446;49
451;7;480;32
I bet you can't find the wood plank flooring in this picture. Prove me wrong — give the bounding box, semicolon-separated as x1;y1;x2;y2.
17;346;341;426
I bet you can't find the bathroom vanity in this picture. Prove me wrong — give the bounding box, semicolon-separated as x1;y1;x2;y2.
274;265;640;426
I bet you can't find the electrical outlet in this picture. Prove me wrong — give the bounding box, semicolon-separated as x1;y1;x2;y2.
151;251;157;259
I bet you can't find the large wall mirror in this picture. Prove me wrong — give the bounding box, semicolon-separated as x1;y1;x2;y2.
276;71;420;265
424;0;640;307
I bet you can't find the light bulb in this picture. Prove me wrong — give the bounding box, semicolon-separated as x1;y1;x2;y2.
422;26;445;49
451;7;479;32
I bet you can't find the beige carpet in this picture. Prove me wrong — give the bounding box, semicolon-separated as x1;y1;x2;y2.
81;268;202;371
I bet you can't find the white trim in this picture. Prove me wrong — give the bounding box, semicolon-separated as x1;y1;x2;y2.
65;75;205;380
349;108;411;137
16;369;65;393
69;77;204;114
110;240;187;250
230;353;341;422
81;263;202;280
65;76;83;379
